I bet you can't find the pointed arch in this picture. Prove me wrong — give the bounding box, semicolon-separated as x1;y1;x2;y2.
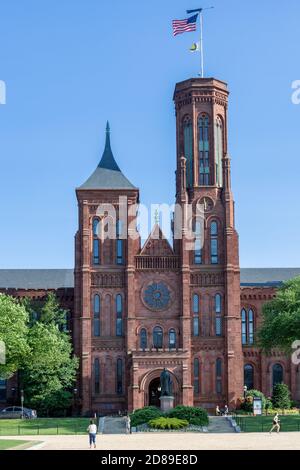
198;113;211;185
215;115;224;186
183;115;193;188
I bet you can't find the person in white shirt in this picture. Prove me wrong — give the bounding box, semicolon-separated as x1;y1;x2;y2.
87;420;97;448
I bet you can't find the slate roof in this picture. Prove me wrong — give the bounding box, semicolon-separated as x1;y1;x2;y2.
0;269;74;289
78;122;136;190
240;268;300;287
0;268;300;290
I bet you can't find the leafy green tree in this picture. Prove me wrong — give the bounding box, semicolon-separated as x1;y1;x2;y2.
24;292;68;329
257;277;300;351
21;294;78;415
272;383;291;409
0;294;29;378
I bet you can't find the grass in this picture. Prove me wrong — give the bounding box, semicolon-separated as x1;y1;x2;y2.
234;415;300;432
0;418;91;436
0;439;32;450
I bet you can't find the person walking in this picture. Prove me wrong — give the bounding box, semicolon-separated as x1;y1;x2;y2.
224;404;229;416
269;413;281;434
87;419;97;449
126;414;131;434
215;405;221;416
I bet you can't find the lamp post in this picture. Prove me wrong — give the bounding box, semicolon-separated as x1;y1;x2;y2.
243;385;247;400
73;388;78;417
20;389;24;419
11;387;16;405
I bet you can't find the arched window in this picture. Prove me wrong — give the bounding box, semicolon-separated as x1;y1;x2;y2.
116;219;124;265
241;308;247;345
153;326;163;349
140;328;147;350
215;116;223;187
169;329;176;349
216;358;222;394
93;218;99;236
93;295;100;337
244;364;254;390
198;114;210;185
272;363;283;389
92;218;100;265
248;309;254;344
94;358;100;394
215;294;222;336
193;294;200;336
194;358;200;395
210;221;218;264
241;308;254;345
116;294;123;336
183;116;193;188
194;219;202;264
0;379;7;402
116;358;123;394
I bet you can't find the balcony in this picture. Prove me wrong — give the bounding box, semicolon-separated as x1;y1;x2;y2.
135;256;180;270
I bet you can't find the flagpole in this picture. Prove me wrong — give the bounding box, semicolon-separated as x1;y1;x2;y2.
200;9;204;78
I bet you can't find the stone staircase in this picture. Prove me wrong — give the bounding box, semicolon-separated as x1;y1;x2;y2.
207;416;235;433
100;416;127;434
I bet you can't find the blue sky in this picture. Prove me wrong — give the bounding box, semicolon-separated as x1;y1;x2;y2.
0;0;300;268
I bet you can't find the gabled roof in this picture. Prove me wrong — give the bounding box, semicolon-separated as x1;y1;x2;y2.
140;224;174;256
78;122;137;190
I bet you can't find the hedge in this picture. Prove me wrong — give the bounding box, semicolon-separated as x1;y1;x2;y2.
166;406;209;426
130;406;162;427
148;417;189;430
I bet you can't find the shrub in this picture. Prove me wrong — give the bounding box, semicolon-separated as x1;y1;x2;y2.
240;390;268;412
148;417;189;430
130;406;162;427
166;406;209;426
272;383;291;409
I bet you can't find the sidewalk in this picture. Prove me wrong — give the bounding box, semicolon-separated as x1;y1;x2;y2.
0;433;299;450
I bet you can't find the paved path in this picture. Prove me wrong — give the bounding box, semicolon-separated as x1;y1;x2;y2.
207;416;234;433
1;433;300;450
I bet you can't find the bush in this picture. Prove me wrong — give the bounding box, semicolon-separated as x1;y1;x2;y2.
166;406;209;426
148;417;189;430
130;406;162;427
240;390;268;412
272;383;291;409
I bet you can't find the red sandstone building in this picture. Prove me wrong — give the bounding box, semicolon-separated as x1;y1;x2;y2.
1;77;300;414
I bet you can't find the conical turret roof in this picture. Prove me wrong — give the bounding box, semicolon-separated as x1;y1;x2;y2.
79;122;136;190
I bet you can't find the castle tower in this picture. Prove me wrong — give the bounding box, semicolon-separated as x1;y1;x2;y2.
173;78;243;407
74;123;139;415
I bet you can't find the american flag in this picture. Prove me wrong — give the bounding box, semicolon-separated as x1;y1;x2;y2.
172;14;198;37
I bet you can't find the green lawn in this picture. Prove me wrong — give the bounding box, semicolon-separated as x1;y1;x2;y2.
0;418;91;436
234;415;300;432
0;439;31;450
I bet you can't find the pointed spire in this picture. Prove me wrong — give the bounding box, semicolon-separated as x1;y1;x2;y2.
98;121;121;172
78;121;137;190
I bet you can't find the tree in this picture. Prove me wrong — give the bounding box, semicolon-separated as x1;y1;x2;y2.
257;277;300;351
240;389;271;412
21;294;78;415
272;383;291;410
0;294;29;378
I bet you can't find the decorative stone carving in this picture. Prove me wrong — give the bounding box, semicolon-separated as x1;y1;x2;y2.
190;272;224;286
91;272;124;288
143;282;171;311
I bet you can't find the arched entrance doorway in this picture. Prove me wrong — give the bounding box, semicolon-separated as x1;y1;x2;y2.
148;378;161;407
